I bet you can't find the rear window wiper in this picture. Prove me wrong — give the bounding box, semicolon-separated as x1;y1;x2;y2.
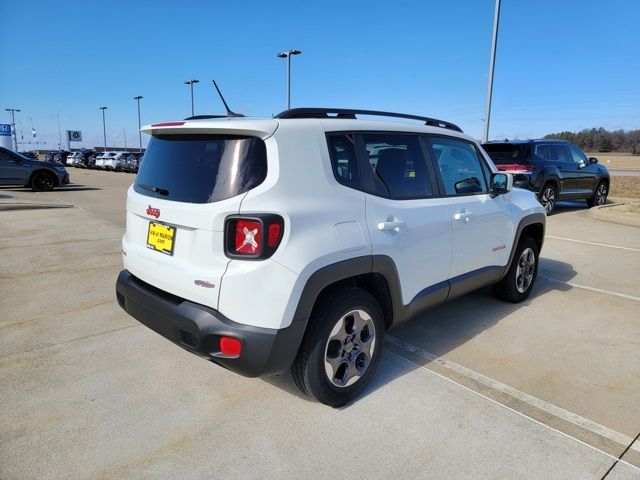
138;183;169;196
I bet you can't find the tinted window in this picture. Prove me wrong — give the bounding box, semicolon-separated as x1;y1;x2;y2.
134;134;267;203
327;134;360;189
482;144;524;164
535;144;572;162
430;137;488;195
361;134;432;199
568;144;588;165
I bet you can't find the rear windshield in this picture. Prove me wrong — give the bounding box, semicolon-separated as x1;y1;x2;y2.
482;144;525;164
134;134;267;204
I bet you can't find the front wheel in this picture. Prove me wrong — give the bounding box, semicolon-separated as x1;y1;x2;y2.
30;172;56;192
493;236;539;303
292;287;385;407
587;181;608;207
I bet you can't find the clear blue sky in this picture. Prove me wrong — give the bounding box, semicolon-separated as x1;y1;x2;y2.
1;0;638;150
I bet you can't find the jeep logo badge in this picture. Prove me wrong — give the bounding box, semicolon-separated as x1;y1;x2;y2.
146;205;160;218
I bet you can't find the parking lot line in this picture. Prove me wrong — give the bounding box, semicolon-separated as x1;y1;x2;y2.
386;336;638;455
540;276;640;302
546;235;640;253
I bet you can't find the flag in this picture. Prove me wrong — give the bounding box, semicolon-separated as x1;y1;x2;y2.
32;128;37;139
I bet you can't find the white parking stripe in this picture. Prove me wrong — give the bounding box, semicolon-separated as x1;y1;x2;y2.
546;235;640;252
386;336;639;454
541;276;640;302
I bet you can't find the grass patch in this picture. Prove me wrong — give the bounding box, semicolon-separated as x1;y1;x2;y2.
610;176;640;199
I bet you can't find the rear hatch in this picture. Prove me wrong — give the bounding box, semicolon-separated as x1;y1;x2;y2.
122;123;275;309
482;143;534;173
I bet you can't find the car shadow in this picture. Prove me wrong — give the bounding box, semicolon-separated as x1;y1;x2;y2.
0;185;102;192
263;258;577;407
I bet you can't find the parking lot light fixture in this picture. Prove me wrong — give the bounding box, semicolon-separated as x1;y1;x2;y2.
277;49;302;110
99;107;108;152
184;80;199;117
134;96;143;153
5;108;21;151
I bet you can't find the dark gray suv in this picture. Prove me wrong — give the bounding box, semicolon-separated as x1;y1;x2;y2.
0;147;70;191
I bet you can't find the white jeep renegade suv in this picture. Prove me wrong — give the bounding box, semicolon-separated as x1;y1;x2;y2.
116;108;545;407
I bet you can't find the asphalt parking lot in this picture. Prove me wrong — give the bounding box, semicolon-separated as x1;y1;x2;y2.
1;169;639;480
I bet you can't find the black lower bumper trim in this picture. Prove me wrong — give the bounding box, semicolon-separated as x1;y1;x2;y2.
115;270;306;377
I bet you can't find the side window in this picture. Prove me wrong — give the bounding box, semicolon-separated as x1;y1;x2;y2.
429;137;489;196
535;144;551;160
550;145;572;162
568;144;588;165
327;134;360;189
361;134;432;199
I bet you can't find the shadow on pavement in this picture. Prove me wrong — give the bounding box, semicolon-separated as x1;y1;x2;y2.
264;258;577;407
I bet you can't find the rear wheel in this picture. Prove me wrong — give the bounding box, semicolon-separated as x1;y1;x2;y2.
587;181;608;207
292;287;385;407
539;183;556;214
30;172;56;192
493;236;539;303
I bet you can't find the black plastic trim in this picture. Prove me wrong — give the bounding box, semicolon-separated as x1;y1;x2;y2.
500;213;546;281
115;270;304;377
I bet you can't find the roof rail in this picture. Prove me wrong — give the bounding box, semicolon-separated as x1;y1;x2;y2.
183;114;228;120
274;108;463;132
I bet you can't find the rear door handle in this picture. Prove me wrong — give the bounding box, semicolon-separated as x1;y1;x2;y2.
377;220;406;231
454;210;473;222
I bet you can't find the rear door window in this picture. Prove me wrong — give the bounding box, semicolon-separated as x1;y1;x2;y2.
134;134;267;203
360;133;433;199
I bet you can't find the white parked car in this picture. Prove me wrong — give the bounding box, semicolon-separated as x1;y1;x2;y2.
95;152;117;170
115;108;546;406
66;152;81;166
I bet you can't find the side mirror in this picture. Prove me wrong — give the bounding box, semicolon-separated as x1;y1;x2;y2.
589;157;598;165
490;173;513;197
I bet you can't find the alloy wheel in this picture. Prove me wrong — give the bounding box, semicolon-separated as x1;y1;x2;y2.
595;184;607;205
324;309;376;388
516;247;536;294
540;187;555;214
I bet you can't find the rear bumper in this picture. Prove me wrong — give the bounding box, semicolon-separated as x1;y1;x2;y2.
115;270;305;377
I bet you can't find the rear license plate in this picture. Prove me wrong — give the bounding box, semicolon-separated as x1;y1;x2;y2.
146;222;176;256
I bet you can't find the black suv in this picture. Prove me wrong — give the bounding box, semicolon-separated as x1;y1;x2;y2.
0;147;70;191
482;140;610;214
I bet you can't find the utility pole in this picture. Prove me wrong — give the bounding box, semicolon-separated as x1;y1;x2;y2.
277;50;302;110
99;107;108;151
133;96;143;152
123;128;127;150
5;108;20;151
483;0;501;143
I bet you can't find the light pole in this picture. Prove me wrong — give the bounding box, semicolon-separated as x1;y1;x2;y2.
277;49;302;110
133;96;143;152
184;79;199;117
57;111;62;151
5;108;20;151
483;0;501;143
28;117;38;155
16;121;23;151
99;107;108;152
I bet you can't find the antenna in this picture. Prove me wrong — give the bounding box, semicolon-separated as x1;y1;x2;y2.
212;80;244;117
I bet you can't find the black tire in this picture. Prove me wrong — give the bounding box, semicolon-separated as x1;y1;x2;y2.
587;181;608;208
30;172;56;192
538;183;557;215
493;236;539;303
292;287;385;407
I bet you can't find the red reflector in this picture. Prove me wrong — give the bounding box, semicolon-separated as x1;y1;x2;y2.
151;121;185;127
267;223;282;248
235;220;261;254
219;336;242;356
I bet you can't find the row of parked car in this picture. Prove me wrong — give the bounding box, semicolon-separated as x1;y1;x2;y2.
45;150;144;173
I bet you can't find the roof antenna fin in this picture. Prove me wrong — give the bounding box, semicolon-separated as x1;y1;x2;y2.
212;80;244;117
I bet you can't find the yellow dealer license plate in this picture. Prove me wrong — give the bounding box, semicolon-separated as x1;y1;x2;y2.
146;222;176;256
